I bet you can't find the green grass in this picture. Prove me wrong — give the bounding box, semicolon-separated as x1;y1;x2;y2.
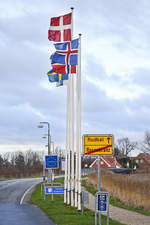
31;183;125;225
82;179;150;217
82;179;97;195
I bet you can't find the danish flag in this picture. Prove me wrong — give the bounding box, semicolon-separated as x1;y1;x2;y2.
48;12;72;42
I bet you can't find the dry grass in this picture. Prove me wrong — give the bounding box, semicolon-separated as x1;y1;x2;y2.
88;170;150;212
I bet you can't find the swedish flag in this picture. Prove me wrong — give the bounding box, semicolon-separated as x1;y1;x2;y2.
47;69;68;86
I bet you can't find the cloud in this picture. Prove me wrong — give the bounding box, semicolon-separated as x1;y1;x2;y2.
0;0;150;153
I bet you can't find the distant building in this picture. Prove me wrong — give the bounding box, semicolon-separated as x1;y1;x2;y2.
89;156;121;169
132;153;150;168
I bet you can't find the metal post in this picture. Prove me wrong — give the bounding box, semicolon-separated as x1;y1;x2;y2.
81;192;84;216
77;33;82;211
43;160;45;182
39;122;53;201
67;78;71;205
107;193;109;225
95;196;97;225
64;82;70;204
47;123;50;155
70;7;75;207
98;156;101;225
41;183;42;196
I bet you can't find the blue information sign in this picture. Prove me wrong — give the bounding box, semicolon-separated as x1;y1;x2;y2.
45;186;64;194
97;193;107;212
45;155;58;169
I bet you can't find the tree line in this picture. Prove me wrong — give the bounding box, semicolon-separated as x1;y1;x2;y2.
0;150;44;178
1;131;150;178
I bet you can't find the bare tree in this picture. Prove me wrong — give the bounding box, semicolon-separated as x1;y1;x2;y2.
3;152;11;168
117;137;137;157
0;155;4;170
141;131;150;153
15;152;25;172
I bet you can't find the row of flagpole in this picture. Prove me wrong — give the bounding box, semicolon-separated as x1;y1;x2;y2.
47;7;82;210
64;8;82;210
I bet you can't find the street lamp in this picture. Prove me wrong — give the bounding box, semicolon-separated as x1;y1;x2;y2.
51;141;54;154
38;122;51;155
38;121;53;185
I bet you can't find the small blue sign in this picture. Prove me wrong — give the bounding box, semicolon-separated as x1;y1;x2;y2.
45;155;58;169
97;193;107;212
45;186;64;194
40;161;45;166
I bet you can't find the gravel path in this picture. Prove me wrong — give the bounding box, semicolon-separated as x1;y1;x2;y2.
84;191;150;225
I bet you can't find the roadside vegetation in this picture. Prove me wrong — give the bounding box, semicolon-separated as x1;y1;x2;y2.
31;183;126;225
84;171;150;216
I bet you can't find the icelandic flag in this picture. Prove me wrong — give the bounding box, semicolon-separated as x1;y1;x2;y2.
50;39;78;74
47;69;68;86
48;12;72;42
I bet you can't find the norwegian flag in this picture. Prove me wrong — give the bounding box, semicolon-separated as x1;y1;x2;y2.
48;12;72;42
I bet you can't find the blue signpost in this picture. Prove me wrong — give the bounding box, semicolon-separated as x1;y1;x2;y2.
45;186;64;194
45;155;58;169
97;193;107;212
95;192;109;225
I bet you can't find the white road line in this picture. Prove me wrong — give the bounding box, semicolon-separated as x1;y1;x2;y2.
20;183;37;205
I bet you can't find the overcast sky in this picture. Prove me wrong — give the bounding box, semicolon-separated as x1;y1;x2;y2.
0;0;150;155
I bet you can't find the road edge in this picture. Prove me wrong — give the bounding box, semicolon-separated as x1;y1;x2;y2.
20;182;40;205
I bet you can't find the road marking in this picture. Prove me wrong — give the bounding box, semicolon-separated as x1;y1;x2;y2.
20;183;37;205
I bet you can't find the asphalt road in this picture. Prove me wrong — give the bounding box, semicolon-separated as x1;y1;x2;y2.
0;178;56;225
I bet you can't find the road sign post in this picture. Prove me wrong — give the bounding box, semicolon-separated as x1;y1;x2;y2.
83;134;113;225
45;155;58;169
81;191;89;215
45;186;64;194
95;192;109;225
45;155;59;201
83;134;114;156
98;156;101;224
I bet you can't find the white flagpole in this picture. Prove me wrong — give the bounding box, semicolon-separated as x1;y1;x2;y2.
75;34;81;209
70;7;75;207
67;77;71;205
75;75;79;208
66;7;74;205
71;74;75;206
75;132;79;208
64;81;69;203
77;33;82;211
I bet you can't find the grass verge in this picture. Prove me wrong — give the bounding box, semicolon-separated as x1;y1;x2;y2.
82;179;150;217
31;183;126;225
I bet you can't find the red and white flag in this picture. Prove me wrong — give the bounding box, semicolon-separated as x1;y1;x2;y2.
48;12;72;42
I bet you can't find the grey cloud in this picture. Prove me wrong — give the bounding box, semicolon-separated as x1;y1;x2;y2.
1;0;150;152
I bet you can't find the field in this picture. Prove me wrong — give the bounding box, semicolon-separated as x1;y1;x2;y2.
88;170;150;212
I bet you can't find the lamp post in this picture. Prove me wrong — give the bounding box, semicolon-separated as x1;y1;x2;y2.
51;141;54;154
38;121;52;184
38;122;51;155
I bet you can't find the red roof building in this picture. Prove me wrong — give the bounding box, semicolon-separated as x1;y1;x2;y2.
132;153;150;167
89;156;121;169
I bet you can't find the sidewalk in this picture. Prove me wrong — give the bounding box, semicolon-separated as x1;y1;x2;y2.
84;191;150;225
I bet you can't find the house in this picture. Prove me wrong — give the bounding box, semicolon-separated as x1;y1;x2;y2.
132;153;150;168
89;156;121;169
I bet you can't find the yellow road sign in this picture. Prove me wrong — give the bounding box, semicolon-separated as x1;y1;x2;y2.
83;135;114;155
